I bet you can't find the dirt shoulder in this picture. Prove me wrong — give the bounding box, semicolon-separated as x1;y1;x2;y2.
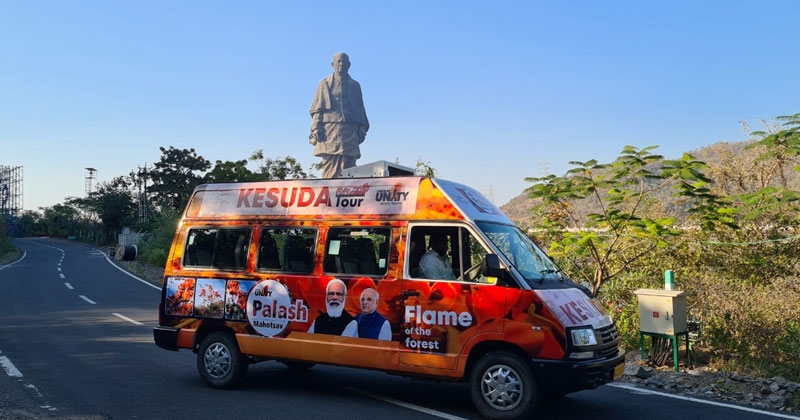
112;258;165;286
619;352;798;413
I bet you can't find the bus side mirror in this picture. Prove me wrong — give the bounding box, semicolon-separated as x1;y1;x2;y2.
481;254;504;279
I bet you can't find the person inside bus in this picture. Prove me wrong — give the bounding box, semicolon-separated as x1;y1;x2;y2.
354;288;391;340
308;279;358;337
418;233;456;280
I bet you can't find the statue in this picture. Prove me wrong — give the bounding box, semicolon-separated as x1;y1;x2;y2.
309;52;369;178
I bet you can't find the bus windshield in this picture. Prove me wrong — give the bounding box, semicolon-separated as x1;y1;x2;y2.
476;221;564;284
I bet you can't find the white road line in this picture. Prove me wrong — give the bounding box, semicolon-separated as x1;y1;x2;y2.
0;355;23;377
0;250;26;271
101;254;161;291
112;312;143;326
59;273;65;279
79;295;97;305
609;383;800;419
64;283;74;290
57;267;61;271
344;387;469;420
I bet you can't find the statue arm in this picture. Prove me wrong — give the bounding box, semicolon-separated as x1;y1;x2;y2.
352;81;369;141
309;112;324;145
309;78;330;145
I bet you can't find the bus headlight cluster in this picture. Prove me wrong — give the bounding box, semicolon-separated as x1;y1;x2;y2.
570;327;597;346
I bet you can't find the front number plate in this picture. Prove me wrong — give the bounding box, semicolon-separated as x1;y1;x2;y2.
613;362;625;380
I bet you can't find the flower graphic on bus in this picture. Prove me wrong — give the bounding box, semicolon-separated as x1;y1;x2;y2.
164;277;196;316
194;278;225;318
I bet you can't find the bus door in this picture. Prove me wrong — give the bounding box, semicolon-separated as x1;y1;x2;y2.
400;224;504;370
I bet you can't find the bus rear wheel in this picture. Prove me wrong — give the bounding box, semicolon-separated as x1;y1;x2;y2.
197;332;248;389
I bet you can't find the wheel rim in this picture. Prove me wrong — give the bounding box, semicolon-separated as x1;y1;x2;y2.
203;342;232;379
480;364;524;411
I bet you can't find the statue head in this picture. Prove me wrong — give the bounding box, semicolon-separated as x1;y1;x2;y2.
331;52;351;76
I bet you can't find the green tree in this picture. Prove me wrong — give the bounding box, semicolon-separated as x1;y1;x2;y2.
729;114;800;240
71;176;138;244
0;222;14;257
19;210;45;237
746;113;800;189
148;146;211;211
680;134;800;377
204;159;259;183
525;145;730;295
249;151;310;180
136;207;181;268
40;203;81;237
688;114;800;284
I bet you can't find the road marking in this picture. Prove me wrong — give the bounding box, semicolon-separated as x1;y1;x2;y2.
79;295;97;305
59;273;65;279
112;312;143;326
64;283;73;290
610;383;800;419
0;355;23;377
0;250;26;271
344;387;469;420
102;255;161;291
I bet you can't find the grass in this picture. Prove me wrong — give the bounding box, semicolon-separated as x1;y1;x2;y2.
0;248;21;265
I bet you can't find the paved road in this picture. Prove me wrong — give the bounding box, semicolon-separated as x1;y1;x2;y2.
1;237;796;420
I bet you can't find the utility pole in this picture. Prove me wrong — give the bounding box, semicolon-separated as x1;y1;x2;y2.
85;168;97;196
137;164;150;223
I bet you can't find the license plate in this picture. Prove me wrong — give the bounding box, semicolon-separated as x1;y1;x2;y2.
613;362;625;380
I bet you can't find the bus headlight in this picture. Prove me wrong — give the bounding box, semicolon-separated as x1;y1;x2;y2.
570;328;597;346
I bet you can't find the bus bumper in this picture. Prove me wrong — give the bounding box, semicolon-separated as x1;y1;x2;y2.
154;327;180;351
531;349;625;393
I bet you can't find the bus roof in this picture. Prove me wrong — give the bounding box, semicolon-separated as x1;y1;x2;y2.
182;176;513;225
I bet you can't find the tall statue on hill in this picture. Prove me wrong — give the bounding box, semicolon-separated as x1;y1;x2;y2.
309;52;369;178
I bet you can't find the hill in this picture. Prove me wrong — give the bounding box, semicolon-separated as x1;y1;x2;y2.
499;139;800;227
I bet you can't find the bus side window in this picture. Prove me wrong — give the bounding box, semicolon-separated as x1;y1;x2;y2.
258;233;281;269
355;237;378;274
325;227;390;277
257;228;316;274
285;235;313;272
185;229;215;267
212;228;251;269
407;230;426;277
184;227;251;270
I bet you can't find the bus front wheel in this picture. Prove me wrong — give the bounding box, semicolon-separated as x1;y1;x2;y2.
469;351;539;420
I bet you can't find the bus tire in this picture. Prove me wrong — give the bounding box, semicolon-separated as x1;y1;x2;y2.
197;332;248;389
469;351;538;420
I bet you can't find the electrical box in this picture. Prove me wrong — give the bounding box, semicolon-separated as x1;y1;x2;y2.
634;289;687;335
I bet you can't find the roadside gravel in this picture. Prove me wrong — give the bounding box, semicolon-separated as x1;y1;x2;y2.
619;352;798;414
112;258;165;287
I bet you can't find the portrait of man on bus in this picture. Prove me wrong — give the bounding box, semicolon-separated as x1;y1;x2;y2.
307;279;358;337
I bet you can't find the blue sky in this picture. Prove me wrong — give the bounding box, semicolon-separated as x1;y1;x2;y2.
2;1;798;211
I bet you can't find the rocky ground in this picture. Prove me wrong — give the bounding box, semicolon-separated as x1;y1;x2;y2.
619;352;799;414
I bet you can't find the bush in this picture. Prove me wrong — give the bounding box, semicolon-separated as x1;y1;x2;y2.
599;271;655;351
0;224;17;263
690;275;800;380
137;209;180;268
590;234;800;381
